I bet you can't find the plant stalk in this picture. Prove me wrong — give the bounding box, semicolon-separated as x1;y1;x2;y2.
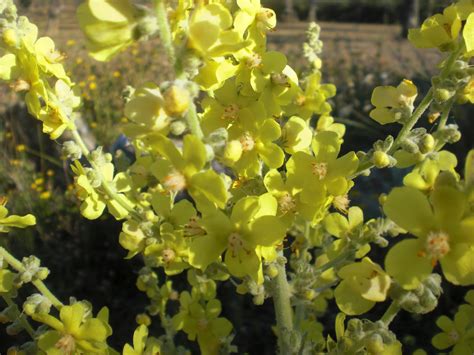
272;261;294;354
0;247;63;309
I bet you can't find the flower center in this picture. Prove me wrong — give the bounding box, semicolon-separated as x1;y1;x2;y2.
256;9;275;28
311;162;328;180
448;329;459;343
240;132;255;152
423;230;450;264
162;171;186;192
55;334;75;355
197;318;208;331
246;53;262;69
333;195;350;213
161;248;176;264
222;104;239;120
278;193;296;215
228;232;248;257
295;94;306;106
271;73;290;87
184;217;205;237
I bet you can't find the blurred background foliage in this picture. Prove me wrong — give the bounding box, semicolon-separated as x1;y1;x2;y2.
0;0;472;353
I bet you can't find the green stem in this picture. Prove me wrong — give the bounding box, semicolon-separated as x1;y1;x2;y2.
185;102;204;140
272;261;294;355
154;0;177;71
0;247;63;309
353;46;463;177
2;295;35;338
314;247;354;275
380;302;400;326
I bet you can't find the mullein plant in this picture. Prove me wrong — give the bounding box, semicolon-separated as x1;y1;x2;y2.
0;0;473;354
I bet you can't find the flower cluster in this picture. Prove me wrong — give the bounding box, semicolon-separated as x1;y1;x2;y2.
0;0;473;354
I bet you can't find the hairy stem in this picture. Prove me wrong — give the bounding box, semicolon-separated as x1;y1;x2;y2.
353;46;463;176
272;261;294;354
0;247;63;309
155;0;175;62
380;302;401;326
2;295;35;338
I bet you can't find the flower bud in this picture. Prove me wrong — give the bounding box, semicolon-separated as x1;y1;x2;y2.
2;28;17;47
389;274;442;314
372;151;390;168
419;134;435;154
266;264;279;279
365;334;385;354
136;313;151;326
163;86;190;117
434;88;454;103
62;141;82;160
23;294;52;316
6;320;23;336
170;120;187;136
303;289;316;301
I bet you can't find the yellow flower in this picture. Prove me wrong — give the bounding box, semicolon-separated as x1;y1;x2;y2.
46;169;54;177
66;39;76;46
15;144;26;152
89;82;97;90
113;70;121;78
39;191;51;200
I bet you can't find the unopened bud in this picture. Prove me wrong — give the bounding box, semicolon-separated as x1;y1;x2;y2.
62;141;82;160
2;28;17;47
419;134;435;154
164;86;190;117
372;151;390;168
266;264;279;279
434;88;454;103
136;313;151;326
170;120;187;136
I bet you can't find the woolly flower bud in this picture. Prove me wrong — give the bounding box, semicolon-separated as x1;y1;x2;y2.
265;264;279;279
170;120;187;136
434;88;454;103
2;28;17;47
389;274;442;314
17;256;49;285
136;313;151;326
6;320;22;336
419;134;435;154
23;293;52;316
62;141;82;160
163;86;190;117
372;151;390;168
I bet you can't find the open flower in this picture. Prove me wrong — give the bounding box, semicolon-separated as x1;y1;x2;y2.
33;302;112;354
0;201;36;233
77;0;138;61
384;185;474;289
73;161;134;220
369;79;417;125
286;131;358;214
408;5;462;51
188;194;286;284
148;134;228;210
172;294;233;355
334;257;391;315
